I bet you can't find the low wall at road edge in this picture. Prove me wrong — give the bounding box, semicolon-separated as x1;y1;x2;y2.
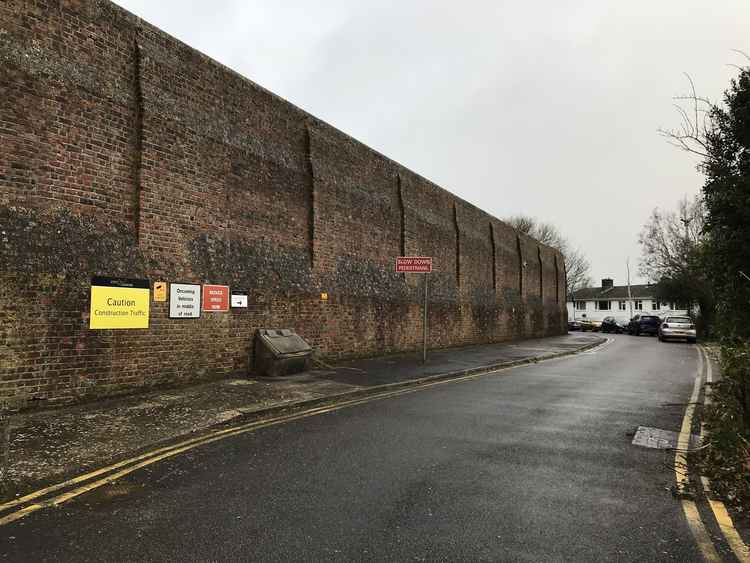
0;0;567;408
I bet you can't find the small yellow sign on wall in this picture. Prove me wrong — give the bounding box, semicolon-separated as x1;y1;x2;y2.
154;281;167;302
89;277;150;329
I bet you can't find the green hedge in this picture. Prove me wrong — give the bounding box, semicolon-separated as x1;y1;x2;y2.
699;341;750;513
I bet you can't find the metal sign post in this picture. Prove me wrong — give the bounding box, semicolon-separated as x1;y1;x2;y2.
395;256;433;364
423;274;428;363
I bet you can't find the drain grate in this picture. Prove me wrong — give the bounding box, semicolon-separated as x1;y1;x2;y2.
631;426;700;450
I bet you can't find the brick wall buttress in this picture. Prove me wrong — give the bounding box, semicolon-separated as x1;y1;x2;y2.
0;0;566;407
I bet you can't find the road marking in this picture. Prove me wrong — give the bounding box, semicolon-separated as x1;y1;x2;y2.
0;340;605;527
676;349;721;562
577;337;613;354
701;476;750;563
704;346;713;406
0;395;420;526
697;345;750;563
0;375;504;525
681;500;722;562
0;428;244;513
675;351;702;493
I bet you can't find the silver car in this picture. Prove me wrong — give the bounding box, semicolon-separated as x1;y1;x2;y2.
658;316;697;343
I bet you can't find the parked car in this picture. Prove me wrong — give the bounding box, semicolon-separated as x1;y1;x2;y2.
658;316;697;343
579;319;594;332
568;320;581;331
628;314;661;336
626;315;641;334
589;320;603;332
601;316;626;333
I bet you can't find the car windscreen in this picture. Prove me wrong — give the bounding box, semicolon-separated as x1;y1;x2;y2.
666;317;691;323
641;316;660;322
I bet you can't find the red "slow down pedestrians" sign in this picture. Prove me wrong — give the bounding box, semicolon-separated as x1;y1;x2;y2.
395;256;433;273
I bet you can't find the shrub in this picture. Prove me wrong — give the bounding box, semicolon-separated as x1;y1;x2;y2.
699;341;750;512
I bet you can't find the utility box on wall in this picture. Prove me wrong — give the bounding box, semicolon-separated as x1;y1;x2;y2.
254;329;313;377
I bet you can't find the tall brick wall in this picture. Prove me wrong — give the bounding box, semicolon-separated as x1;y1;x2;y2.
0;0;567;408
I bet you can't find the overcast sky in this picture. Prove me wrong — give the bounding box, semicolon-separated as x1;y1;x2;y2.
114;0;749;286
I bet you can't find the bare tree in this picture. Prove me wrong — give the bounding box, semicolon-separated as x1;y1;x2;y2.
660;52;750;160
561;247;592;296
658;54;750;339
657;73;715;159
638;195;712;330
505;214;591;295
638;195;705;282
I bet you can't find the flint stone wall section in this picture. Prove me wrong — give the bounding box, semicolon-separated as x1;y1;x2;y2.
0;0;567;407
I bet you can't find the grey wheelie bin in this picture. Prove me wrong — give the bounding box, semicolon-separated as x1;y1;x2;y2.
254;329;312;377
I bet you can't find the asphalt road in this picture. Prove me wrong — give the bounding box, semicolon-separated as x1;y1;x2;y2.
1;334;715;561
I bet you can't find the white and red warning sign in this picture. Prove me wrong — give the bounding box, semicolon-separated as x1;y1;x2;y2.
202;284;230;312
395;256;433;273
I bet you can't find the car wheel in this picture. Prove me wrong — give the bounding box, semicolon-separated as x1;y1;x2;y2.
687;338;696;344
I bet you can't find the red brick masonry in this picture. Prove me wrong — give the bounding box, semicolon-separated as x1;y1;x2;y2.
0;0;567;407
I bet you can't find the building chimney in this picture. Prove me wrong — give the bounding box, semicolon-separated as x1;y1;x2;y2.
601;278;614;289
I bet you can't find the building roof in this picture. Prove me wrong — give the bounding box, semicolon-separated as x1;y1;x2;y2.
569;284;656;301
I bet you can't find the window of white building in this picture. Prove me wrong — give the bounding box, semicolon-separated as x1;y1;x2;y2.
596;300;611;311
634;300;643;310
618;301;626;310
575;301;586;311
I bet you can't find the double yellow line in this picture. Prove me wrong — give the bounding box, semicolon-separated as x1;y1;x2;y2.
676;345;750;562
0;391;411;526
1;348;583;528
0;338;609;528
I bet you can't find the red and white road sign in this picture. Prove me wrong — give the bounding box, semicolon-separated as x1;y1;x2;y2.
395;256;433;273
202;284;229;312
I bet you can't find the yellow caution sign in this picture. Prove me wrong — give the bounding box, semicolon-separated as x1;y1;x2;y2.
154;281;167;302
89;277;150;329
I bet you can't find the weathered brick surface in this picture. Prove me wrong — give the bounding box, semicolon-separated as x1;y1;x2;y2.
0;0;567;408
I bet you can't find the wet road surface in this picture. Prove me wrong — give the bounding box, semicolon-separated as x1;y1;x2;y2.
1;335;718;561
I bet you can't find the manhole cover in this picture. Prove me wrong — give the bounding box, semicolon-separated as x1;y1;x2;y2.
631;426;700;450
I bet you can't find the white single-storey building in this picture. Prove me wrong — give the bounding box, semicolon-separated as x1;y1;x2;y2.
567;278;689;323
